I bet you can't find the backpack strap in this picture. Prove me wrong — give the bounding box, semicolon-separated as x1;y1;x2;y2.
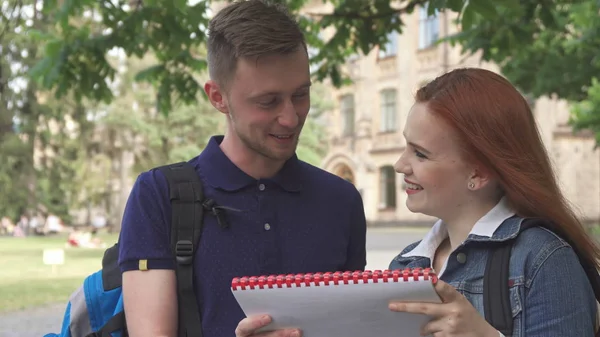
101;243;122;291
484;217;600;336
157;162;205;337
86;312;127;337
483;239;513;335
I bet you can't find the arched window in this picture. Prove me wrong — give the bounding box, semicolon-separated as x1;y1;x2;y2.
335;164;355;185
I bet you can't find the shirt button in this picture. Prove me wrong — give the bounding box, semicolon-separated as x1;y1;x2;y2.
456;252;467;264
258;184;265;191
264;223;271;231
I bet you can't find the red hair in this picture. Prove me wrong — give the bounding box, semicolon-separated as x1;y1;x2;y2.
416;67;600;268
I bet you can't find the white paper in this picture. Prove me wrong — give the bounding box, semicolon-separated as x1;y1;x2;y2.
232;278;442;337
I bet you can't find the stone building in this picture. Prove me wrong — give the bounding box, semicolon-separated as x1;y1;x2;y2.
312;4;600;226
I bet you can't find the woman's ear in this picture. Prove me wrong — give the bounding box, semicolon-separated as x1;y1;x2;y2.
467;166;494;190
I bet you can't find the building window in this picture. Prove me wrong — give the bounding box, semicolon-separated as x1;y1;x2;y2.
380;89;397;132
340;94;355;136
379;165;397;209
378;32;397;58
418;5;439;49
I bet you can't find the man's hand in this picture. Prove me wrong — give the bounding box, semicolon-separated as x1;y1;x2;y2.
235;315;301;337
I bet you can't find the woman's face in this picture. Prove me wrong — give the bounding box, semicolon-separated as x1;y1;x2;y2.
394;102;475;220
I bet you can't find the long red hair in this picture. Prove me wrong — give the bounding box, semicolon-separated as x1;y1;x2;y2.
416;67;600;268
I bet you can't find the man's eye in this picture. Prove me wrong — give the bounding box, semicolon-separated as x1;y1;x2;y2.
293;92;308;99
259;98;277;107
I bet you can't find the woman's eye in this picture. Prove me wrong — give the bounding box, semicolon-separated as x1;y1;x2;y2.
415;150;427;159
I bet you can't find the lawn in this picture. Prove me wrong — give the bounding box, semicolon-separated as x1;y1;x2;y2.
0;232;119;313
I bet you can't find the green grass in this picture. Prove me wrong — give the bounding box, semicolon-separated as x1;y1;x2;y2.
0;232;118;313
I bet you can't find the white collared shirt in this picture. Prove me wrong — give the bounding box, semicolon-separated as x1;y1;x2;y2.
401;196;516;277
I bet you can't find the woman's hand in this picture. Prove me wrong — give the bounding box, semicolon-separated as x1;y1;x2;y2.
388;280;500;337
235;315;301;337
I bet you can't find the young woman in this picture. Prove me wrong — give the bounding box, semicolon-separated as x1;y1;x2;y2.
234;68;599;337
386;67;598;337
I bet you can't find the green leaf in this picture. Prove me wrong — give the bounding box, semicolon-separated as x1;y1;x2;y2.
44;39;65;57
28;29;56;42
461;4;475;31
28;57;53;81
495;0;521;10
186;57;207;72
446;0;466;12
427;0;444;15
539;6;556;28
469;0;498;19
134;65;166;83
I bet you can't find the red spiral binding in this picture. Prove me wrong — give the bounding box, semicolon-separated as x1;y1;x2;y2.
231;268;437;291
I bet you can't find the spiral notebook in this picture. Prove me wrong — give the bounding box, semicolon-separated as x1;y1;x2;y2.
231;268;441;337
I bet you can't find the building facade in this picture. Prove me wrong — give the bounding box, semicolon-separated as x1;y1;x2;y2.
318;6;600;226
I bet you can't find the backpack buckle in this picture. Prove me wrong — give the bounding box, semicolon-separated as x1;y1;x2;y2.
175;240;194;265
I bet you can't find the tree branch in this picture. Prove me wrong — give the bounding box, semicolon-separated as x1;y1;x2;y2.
0;0;23;41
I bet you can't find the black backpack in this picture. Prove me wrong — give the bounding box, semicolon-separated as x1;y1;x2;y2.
484;217;600;336
45;161;212;337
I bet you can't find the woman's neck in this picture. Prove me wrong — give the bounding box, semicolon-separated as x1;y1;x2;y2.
442;197;501;250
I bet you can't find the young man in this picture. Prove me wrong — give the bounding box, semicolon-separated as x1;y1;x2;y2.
117;1;367;337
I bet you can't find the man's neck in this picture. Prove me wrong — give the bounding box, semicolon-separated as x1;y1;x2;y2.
219;134;285;179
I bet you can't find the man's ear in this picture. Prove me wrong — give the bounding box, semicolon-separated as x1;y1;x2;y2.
204;80;229;114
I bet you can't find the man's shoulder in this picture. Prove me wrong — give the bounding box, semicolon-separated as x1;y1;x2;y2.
132;155;204;195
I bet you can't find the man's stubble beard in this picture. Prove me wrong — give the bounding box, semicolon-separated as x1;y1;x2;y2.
229;106;303;162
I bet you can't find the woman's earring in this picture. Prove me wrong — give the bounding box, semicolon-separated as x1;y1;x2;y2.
468;182;475;189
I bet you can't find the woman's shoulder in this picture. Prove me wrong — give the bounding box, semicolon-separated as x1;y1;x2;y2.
509;224;580;279
388;240;430;270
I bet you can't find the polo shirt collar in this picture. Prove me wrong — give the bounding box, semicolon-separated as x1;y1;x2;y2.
199;135;302;192
402;196;516;259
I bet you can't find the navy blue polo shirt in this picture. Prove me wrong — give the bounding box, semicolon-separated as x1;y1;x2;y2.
118;135;367;337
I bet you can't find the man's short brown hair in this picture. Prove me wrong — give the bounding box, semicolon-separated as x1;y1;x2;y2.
207;0;307;89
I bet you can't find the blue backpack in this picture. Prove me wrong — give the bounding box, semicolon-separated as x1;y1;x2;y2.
44;162;214;337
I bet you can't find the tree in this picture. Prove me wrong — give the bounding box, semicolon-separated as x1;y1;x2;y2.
2;0;337;225
0;0;85;221
28;0;600;139
0;0;37;220
297;81;334;166
29;0;514;116
445;0;600;145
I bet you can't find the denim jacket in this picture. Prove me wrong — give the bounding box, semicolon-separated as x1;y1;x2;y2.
389;214;597;337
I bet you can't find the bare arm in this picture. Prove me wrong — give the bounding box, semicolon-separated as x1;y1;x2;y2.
122;269;178;337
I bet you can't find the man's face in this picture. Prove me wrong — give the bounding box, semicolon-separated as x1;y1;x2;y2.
210;46;311;162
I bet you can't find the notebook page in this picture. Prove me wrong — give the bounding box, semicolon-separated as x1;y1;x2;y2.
232;277;442;337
